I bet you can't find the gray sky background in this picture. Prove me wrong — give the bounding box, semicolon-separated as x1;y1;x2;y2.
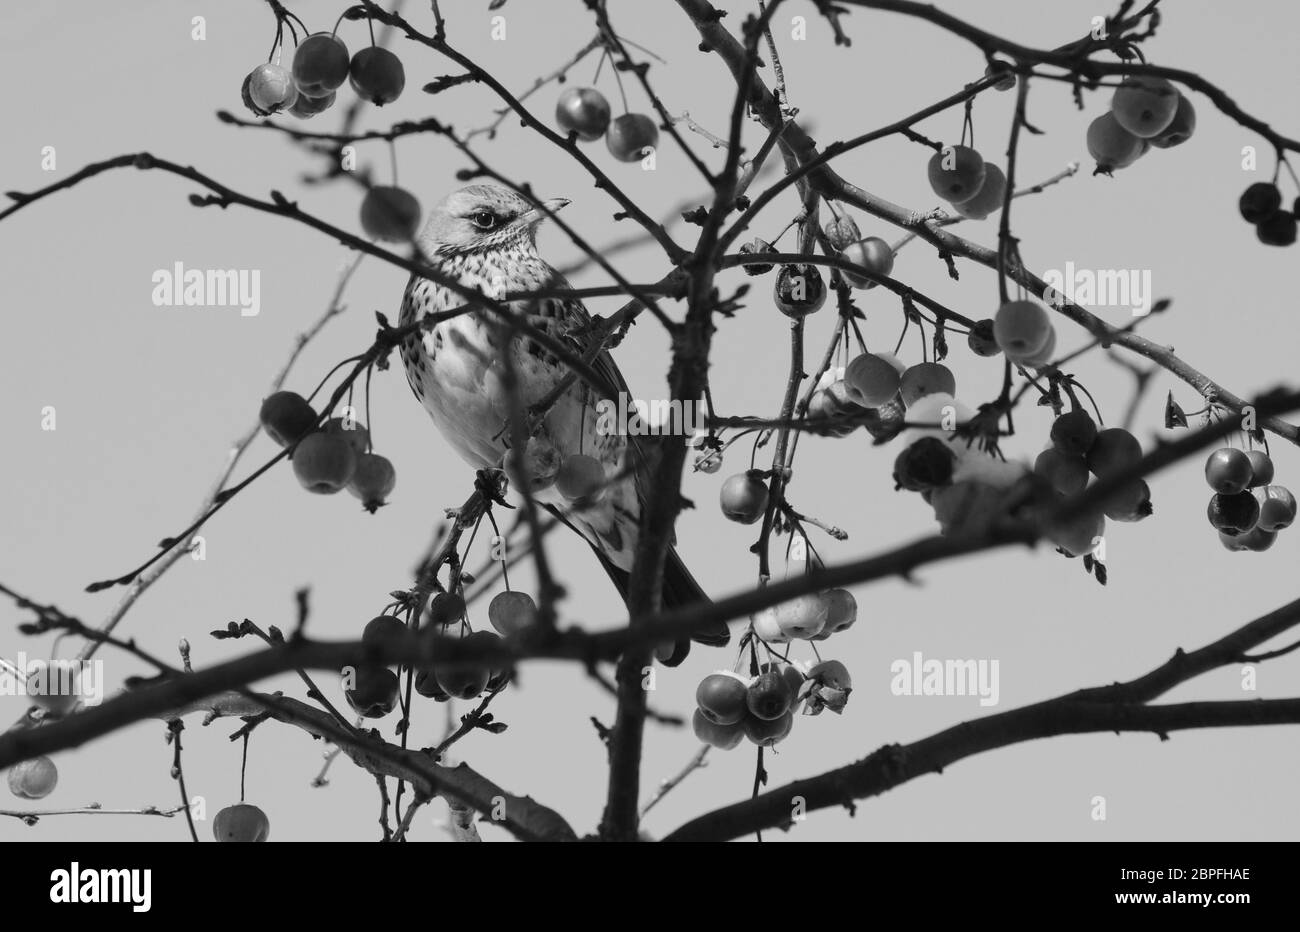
2;0;1298;842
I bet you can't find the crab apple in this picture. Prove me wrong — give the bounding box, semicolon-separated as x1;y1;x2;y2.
361;186;422;242
292;33;350;97
808;659;852;690
774;594;829;639
488;591;538;635
1051;411;1099;457
967;318;1001;357
1086;112;1146;171
814;589;858;640
750;606;787;643
927;145;986;204
606;113;659;161
739;238;775;275
555;86;610;141
696;672;750;725
1246;451;1275;487
720;472;768;524
434;659;491;701
746;671;794;721
7;756;57;800
213;804;270;843
930;480;1003;535
1257;211;1298;247
259;391;317;447
288;89;335;119
1218;530;1248;552
743;709;795;747
345;664;399;718
1239;183;1281;223
760;662;806;698
1208;491;1260;536
463;630;510;688
427;592;466;627
845;353;902;407
654;639;691;667
952;163;1008;221
993;299;1052;360
1020;326;1057;368
1149;93;1196;148
324;417;369;454
1102;479;1152;522
1035;448;1088;496
985;59;1016;91
556;453;606;504
697;452;724;473
894;437;956;491
292;431;357;493
1112;76;1180;138
414;668;450;700
1239;526;1277;552
692;709;745;750
349;46;405;105
1204;448;1254;494
900;363;956;407
840;237;894;289
1086;428;1142;478
362;615;407;651
774;263;827;317
827;377;866;412
1255;485;1297;531
348;453;396;511
824;214;862;251
1047;509;1106;557
247;63;298;114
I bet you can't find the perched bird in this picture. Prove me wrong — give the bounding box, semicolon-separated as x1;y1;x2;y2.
397;184;727;663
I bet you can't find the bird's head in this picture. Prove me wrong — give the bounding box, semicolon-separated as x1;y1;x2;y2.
416;184;569;257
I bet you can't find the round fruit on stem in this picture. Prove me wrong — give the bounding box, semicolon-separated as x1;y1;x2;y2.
774;593;829;640
292;431;357;493
324;416;370;454
259;391;318;447
555;87;611;141
927;145;986;204
1204;448;1254;494
750;606;787;642
1034;448;1089;496
7;756;57;800
361;615;407;652
426;591;466;627
348;453;396;511
1085;428;1142;478
1149;93;1196;148
1239;183;1282;223
1047;509;1106;557
893;437;957;491
692;708;745;750
434;660;491;701
1245;450;1275;487
1111;76;1180;138
739;238;775;275
1207;491;1260;536
720;472;769;524
488;590;539;635
247;63;298;114
743;709;795;747
696;672;750;725
839;237;894;289
1050;410;1099;457
344;664;400;718
361;186;422;242
967;318;1001;357
1086;112;1146;172
993;299;1052;359
555;453;606;504
746;671;793;721
289;89;336;119
349;46;406;105
1101;479;1152;522
815;588;857;639
1256;211;1297;247
292;33;350;97
808;659;852;690
845;353;902;407
414;667;450;700
773;264;827;317
824;214;862;251
606;113;659;162
1238;526;1277;552
1255;485;1297;531
899;363;956;407
952;163;1007;221
213;803;270;842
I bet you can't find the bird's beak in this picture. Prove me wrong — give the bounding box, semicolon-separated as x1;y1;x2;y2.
524;197;570;226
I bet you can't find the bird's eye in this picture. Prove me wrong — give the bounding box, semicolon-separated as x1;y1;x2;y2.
471;211;497;229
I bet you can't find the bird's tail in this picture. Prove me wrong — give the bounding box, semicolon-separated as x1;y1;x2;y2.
595;547;730;667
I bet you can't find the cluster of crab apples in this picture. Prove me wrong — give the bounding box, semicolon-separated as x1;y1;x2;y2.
1238;182;1298;248
259;391;396;512
1086;76;1196;173
553;86;660;163
1205;447;1296;551
692;658;853;751
243;31;406;120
